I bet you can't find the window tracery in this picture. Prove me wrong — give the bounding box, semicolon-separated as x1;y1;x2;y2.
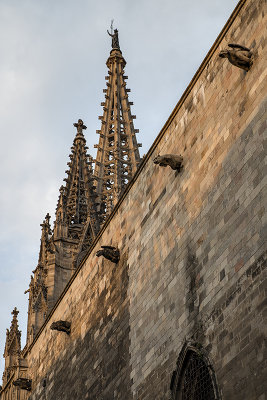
171;343;220;400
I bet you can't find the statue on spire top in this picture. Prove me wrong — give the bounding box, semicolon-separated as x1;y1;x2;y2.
107;20;120;50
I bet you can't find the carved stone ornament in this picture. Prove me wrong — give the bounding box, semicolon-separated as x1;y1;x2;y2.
219;43;253;71
50;320;71;334
73;118;87;134
96;246;120;263
13;378;32;391
107;21;120;50
153;154;183;171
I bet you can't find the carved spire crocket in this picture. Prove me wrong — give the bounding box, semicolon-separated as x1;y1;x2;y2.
93;28;142;222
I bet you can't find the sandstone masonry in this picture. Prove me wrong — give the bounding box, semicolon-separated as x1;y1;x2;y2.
1;0;266;399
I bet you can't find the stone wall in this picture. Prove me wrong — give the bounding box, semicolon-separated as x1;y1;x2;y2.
20;0;267;398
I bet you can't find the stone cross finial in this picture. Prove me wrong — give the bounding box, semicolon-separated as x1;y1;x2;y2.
12;307;19;318
73;119;87;134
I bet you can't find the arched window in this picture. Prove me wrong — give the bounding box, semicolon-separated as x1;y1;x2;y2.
171;343;220;400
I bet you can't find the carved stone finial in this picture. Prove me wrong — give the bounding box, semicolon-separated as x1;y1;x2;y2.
40;213;52;234
12;307;19;319
96;246;120;263
13;378;32;391
219;43;253;71
73;119;87;135
50;320;71;334
45;213;51;224
153;154;183;172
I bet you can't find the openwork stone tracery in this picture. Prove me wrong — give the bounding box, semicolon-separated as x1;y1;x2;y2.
93;28;142;222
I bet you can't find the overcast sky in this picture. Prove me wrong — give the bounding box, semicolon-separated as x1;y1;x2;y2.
0;0;239;377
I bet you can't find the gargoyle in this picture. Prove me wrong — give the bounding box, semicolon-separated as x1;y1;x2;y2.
50;320;71;334
13;378;32;391
96;246;120;263
219;43;253;71
153;154;183;171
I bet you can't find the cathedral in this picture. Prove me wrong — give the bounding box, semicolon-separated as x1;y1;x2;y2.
1;0;266;398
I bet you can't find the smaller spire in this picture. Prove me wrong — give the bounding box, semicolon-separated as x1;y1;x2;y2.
38;213;52;265
2;308;21;386
3;308;21;363
107;21;120;50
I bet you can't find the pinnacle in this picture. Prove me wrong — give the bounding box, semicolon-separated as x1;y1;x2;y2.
3;307;21;372
10;307;20;334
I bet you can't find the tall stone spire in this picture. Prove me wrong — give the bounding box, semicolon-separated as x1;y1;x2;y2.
2;308;21;386
93;28;142;221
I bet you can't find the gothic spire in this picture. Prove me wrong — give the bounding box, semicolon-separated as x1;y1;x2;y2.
2;308;21;385
4;308;21;357
38;213;52;265
25;215;49;342
54;119;99;242
93;28;142;221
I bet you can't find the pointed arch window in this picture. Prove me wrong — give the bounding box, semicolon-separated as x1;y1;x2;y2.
171;344;220;400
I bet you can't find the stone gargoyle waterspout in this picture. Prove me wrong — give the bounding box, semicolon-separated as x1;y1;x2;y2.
96;246;120;263
50;320;71;334
153;154;183;172
219;43;253;71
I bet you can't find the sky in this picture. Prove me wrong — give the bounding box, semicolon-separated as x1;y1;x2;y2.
0;0;239;377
